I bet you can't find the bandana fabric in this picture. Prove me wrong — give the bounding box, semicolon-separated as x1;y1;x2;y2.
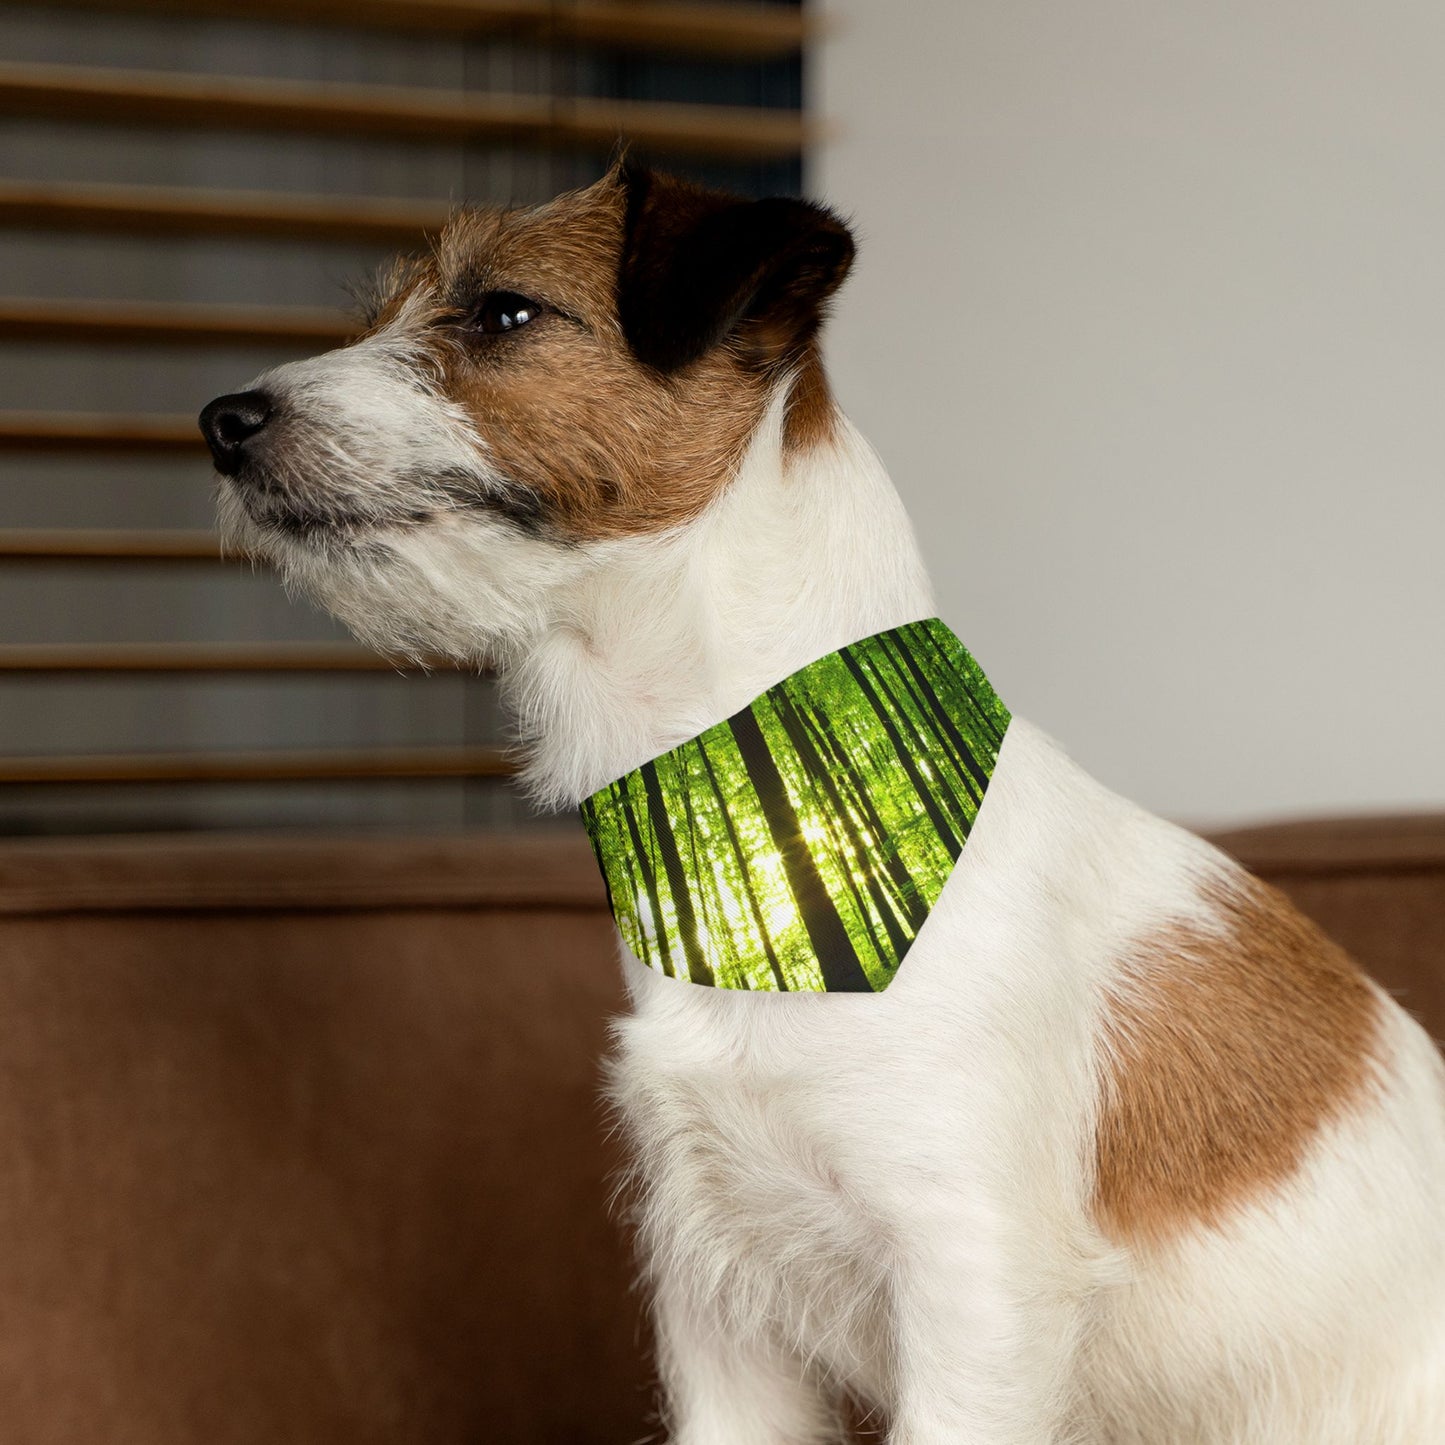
580;619;1010;993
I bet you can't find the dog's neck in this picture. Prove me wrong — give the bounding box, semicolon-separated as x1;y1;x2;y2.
505;391;936;808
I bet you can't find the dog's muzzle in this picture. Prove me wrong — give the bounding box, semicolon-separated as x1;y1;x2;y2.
199;390;274;477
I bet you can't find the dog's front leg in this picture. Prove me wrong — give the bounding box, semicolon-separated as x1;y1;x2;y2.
653;1275;842;1445
885;1205;1092;1445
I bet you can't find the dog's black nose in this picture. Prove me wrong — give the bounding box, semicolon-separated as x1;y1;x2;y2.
199;390;273;475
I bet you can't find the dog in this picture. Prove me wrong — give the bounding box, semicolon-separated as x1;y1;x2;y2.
200;162;1445;1443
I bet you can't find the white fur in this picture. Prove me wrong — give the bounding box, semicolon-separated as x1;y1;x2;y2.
220;347;1445;1443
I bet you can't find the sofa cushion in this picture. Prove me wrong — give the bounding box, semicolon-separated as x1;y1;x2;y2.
0;816;1440;1442
0;831;649;1445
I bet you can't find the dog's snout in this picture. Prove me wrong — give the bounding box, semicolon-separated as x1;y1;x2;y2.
199;390;274;476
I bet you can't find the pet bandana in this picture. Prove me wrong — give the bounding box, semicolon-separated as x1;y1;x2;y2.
580;619;1009;993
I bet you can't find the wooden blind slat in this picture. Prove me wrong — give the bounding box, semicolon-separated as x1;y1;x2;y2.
0;745;514;784
0;62;813;161
0;297;353;348
0;16;807;814
547;0;810;58
0;413;203;450
29;0;810;59
0;643;423;673
0;413;204;452
0;529;221;561
0;180;448;245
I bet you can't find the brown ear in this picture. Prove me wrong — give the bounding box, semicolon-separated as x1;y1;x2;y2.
616;163;855;374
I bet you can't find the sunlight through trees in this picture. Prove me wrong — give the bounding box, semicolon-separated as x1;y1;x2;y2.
581;620;1010;992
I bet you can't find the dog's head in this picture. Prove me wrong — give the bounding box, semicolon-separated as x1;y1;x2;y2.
200;163;854;661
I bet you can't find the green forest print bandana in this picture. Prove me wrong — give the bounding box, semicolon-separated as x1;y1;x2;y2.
579;619;1010;993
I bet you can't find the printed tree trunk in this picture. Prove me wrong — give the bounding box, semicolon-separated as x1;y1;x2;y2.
582;797;643;963
799;691;926;913
617;843;653;971
640;759;715;986
818;806;889;973
876;631;984;807
678;748;746;987
920;624;1006;748
882;628;991;796
728;703;873;992
867;638;982;820
798;695;930;932
771;689;912;964
839;646;963;856
856;644;973;835
621;771;677;978
766;705;888;974
695;737;789;990
579;798;610;901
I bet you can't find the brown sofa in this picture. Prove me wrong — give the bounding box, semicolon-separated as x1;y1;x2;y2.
0;816;1440;1443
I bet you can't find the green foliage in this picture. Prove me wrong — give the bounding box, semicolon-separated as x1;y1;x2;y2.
581;619;1010;993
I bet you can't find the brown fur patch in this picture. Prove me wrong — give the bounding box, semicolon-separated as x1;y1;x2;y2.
367;176;787;541
1093;872;1382;1246
782;344;839;456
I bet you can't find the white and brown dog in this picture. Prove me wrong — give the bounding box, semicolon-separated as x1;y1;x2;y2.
201;164;1445;1444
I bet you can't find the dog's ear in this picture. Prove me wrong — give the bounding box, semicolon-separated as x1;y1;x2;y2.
616;162;855;374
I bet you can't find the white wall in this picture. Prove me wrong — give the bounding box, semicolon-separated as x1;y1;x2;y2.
813;0;1445;827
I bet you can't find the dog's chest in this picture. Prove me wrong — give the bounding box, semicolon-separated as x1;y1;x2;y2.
611;995;899;1383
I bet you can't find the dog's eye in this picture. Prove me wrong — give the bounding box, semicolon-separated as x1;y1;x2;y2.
471;291;543;335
